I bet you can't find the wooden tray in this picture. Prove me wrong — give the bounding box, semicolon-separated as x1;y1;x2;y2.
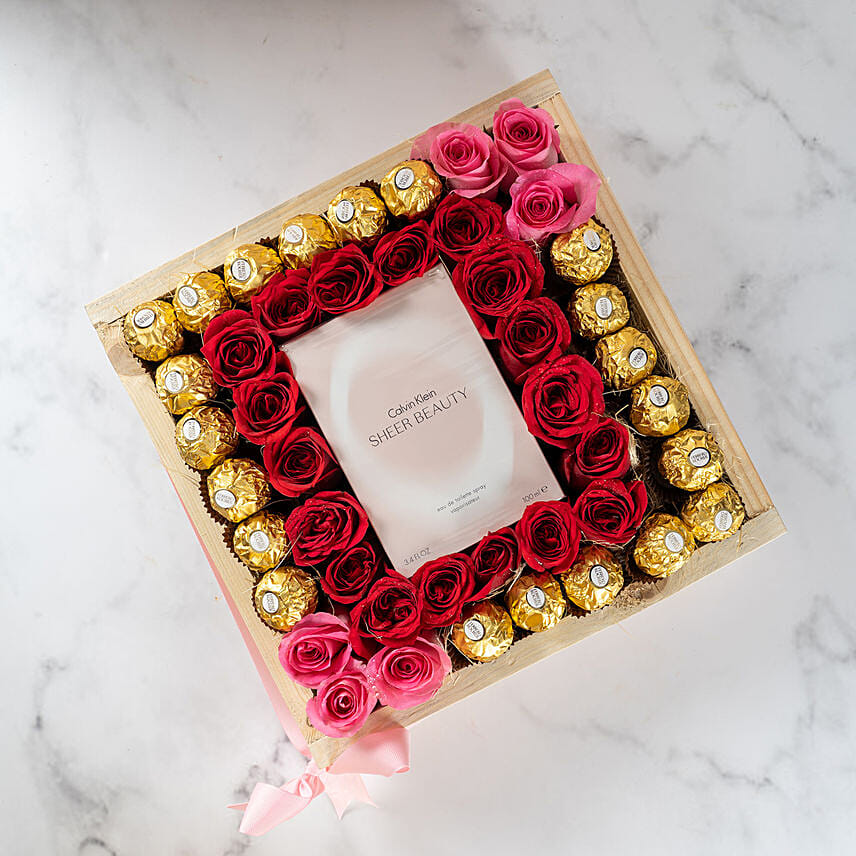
86;69;785;767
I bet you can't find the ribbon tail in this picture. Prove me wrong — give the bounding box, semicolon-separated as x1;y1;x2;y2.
322;772;376;819
328;726;411;777
229;781;316;836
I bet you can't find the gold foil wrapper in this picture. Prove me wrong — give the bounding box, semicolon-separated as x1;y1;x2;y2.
122;300;184;362
633;513;696;578
379;160;443;219
569;281;629;339
550;220;614;285
681;482;745;542
233;510;290;574
278;214;339;269
629;375;691;437
172;271;231;333
175;406;238;470
154;353;218;415
223;244;283;302
505;571;565;632
659;429;724;491
207;458;271;523
326;186;388;245
595;326;657;389
450;601;514;663
558;544;623;612
254;566;318;632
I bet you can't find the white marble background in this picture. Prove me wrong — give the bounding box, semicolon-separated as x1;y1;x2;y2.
2;0;854;853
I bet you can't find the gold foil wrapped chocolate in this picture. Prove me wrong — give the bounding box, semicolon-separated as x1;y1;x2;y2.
659;429;724;491
233;510;290;574
326;186;388;245
379;160;443;219
570;282;629;339
223;244;283;302
558;545;623;612
206;458;271;523
172;271;231;333
175;406;238;470
595;326;657;389
277;214;339;269
254;566;317;632
633;513;696;578
154;354;218;415
681;482;745;542
505;571;565;632
450;601;514;663
550;219;614;285
122;300;184;362
629;375;691;437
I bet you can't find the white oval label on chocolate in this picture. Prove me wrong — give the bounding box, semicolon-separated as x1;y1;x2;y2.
583;228;601;251
394;167;415;190
589;564;610;588
177;286;199;308
164;370;184;393
249;530;271;552
182;418;201;441
689;447;711;468
649;384;670;407
214;489;236;509
664;531;685;553
463;617;485;642
261;592;280;614
525;586;547;609
335;199;355;223
628;347;649;369
595;296;614;319
714;510;734;532
283;224;305;244
230;258;252;283
133;308;155;329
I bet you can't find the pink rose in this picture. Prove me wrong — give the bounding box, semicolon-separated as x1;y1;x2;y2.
277;613;352;689
493;97;562;177
505;164;601;243
306;664;377;738
366;636;452;710
411;122;508;200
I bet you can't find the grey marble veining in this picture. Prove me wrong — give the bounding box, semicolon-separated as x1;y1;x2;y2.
1;0;855;853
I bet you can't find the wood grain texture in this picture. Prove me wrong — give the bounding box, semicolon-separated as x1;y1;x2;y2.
86;69;783;767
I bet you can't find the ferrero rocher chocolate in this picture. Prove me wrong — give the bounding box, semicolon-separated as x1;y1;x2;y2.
122;300;184;362
681;482;745;542
558;545;623;612
223;243;283;302
551;219;614;285
505;571;565;632
175;406;239;470
277;214;339;269
569;282;629;339
233;510;290;574
450;601;514;663
154;354;218;415
594;326;657;389
172;271;231;333
633;513;696;578
254;566;317;632
379;160;443;219
659;429;724;491
326;186;388;245
629;375;691;437
207;458;271;523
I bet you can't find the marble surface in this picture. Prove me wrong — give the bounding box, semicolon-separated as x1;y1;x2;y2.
2;0;855;853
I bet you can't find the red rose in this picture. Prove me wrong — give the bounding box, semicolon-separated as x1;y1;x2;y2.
521;355;605;448
231;353;301;443
560;417;630;490
349;573;423;659
372;221;438;287
469;528;520;600
285;490;369;566
320;541;382;605
452;236;543;338
496;297;572;384
413;553;475;628
517;499;580;572
430;193;504;263
201;309;277;387
251;268;319;340
262;426;339;498
309;244;383;315
572;478;648;545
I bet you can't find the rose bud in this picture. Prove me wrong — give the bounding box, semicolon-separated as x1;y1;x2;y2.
200;309;277;387
366;636;452;709
306;664;377;738
572;478;648;546
496;297;573;384
349;573;424;659
492;97;562;178
232;353;301;444
320;541;382;605
430;193;504;263
309;243;383;315
285;491;369;567
560;417;631;490
251;268;319;340
469;527;520;600
517;499;581;573
262;426;339;498
413;553;476;629
372;220;438;287
277;613;352;689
